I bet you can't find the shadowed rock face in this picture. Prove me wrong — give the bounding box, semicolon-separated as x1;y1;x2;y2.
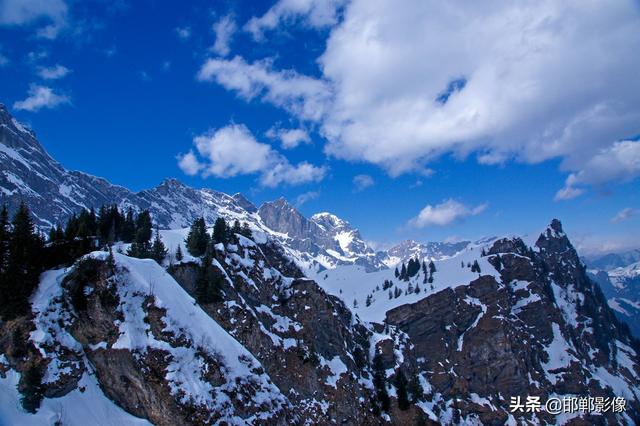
386;221;640;424
258;199;387;271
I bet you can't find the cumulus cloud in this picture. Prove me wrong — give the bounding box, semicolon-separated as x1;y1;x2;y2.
611;207;638;224
318;0;640;179
353;174;374;192
178;124;326;187
0;0;68;38
295;190;320;207
556;140;640;200
266;127;311;149
13;84;70;112
409;199;487;228
245;0;346;40
37;64;70;80
176;151;203;176
197;56;331;121
205;1;640;194
212;15;236;56
175;26;191;40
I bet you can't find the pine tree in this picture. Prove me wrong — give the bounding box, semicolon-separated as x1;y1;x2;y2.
150;225;167;264
428;260;436;274
388;290;393;299
1;203;44;320
408;374;425;403
175;245;183;262
353;298;358;308
372;353;390;413
366;294;372;307
240;222;252;238
400;262;407;281
122;207;136;243
414;283;421;294
232;219;242;237
212;217;228;245
195;250;223;304
0;205;9;274
394;267;399;278
135;210;152;244
471;259;481;274
394;371;410;410
185;217;209;257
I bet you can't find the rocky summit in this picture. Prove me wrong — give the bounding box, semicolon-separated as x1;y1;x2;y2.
1;107;639;425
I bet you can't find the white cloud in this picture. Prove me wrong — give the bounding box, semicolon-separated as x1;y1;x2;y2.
267;127;311;149
409;199;487;228
353;174;374;192
245;0;346;40
212;15;236;57
176;151;203;176
260;161;326;187
611;207;638;224
198;56;331;121
0;0;67;38
37;64;70;80
208;1;640;194
13;84;70;112
317;0;640;180
556;140;640;199
179;123;326;187
295;190;320;207
175;26;191;40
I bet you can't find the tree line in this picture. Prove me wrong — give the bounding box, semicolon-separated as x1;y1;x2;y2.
182;216;252;305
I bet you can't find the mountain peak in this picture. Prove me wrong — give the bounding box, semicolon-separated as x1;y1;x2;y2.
232;192;257;213
0;104;35;138
158;178;187;189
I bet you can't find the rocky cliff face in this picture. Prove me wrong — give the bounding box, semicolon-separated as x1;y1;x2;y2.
384;220;640;424
2;219;638;425
257;199;386;272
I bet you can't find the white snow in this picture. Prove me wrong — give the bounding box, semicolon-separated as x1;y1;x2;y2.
319;356;348;388
542;323;577;384
0;367;151;426
19;252;288;424
311;241;500;322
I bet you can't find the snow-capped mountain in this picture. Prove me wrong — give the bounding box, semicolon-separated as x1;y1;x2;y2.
0;105;384;273
257;199;386;272
590;261;640;338
380;239;471;267
585;249;640;271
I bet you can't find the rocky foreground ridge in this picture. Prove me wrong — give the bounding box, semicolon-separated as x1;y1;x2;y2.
0;218;639;425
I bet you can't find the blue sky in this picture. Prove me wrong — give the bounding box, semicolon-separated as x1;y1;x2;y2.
1;0;639;254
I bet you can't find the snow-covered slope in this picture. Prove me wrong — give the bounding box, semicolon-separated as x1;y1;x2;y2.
312;239;498;322
0;352;151;426
0;251;290;425
590;260;640;338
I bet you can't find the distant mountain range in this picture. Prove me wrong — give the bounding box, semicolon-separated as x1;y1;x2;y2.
587;253;640;338
0;104;464;274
